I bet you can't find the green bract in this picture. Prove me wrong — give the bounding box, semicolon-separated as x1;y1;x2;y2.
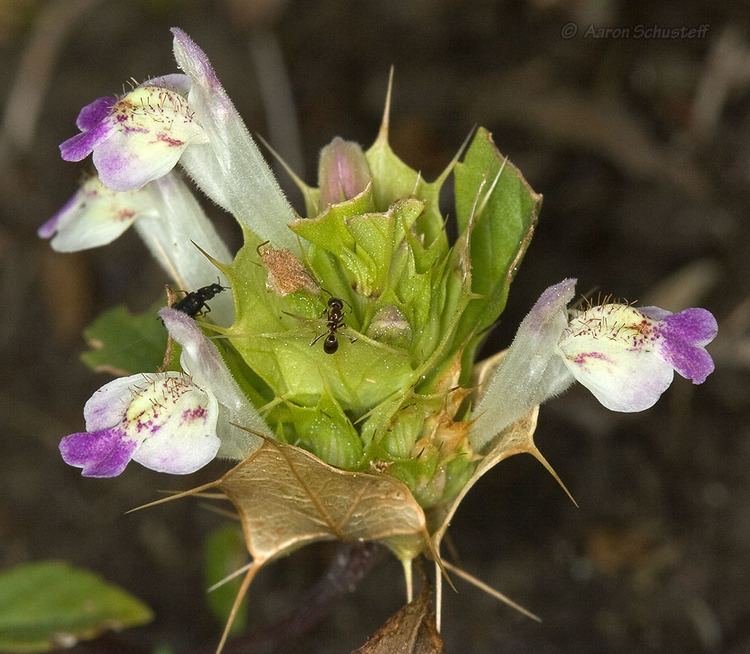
206;126;540;507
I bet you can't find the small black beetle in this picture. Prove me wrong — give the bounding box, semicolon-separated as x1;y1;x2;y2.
172;283;228;318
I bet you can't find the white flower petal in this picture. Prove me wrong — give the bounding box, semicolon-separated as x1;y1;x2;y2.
558;339;674;412
131;383;220;474
40;177;156;252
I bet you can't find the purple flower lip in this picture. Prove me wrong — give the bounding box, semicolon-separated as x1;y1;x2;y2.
77;96;116;130
59;96;118;162
60;427;137;478
652;307;717;384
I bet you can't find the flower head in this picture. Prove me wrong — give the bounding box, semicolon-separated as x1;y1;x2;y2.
60;372;220;477
38;176;156;252
471;280;718;449
559;303;718;411
42;28;725;651
59;75;205;191
48;28;719;512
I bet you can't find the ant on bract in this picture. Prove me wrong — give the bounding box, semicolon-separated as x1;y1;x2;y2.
311;296;357;354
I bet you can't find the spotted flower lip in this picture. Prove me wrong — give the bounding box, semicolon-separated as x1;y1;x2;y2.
59;372;221;478
37;176;157;252
558;303;718;412
59;75;207;191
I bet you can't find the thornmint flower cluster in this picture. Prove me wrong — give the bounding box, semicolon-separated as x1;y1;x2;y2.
42;27;717;650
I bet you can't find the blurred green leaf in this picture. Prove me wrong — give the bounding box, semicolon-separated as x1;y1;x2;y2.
203;525;248;637
0;561;152;653
81;304;172;375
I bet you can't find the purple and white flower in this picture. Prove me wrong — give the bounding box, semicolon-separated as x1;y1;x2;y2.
60;75;205;191
37;176;156;252
60;306;274;478
39;172;236;323
470;279;717;450
52;29;298;258
60;372;220;477
559;302;717;411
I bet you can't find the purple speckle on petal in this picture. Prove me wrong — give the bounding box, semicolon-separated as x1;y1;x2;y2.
572;351;612;366
121;125;148;134
59;427;137;478
116;208;137;222
157;132;185;147
181;406;207;422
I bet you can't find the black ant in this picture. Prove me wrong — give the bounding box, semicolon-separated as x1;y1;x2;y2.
311;297;355;354
171;282;229;318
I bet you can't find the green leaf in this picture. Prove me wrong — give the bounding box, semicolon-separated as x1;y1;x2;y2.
285;391;364;469
366;132;448;250
452;128;541;375
0;561;152;652
203;525;248;637
290;188;377;297
81;304;171;375
290;187;372;255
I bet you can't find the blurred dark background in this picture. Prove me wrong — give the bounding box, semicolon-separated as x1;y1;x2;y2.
2;1;749;652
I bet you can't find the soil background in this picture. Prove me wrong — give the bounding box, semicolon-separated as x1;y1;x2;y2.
1;1;749;653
